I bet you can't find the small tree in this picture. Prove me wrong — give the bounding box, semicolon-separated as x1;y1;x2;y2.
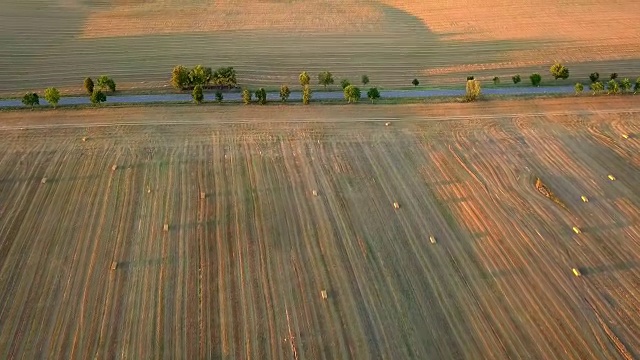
512;75;521;84
361;75;370;86
255;88;267;105
620;78;632;93
493;76;500;85
189;65;212;86
574;82;584;95
318;71;334;88
22;92;39;108
367;87;380;103
299;71;310;86
550;62;569;80
590;81;604;95
610;73;618;80
171;65;190;90
96;75;110;90
242;89;252;104
344;85;361;103
589;72;600;83
530;73;542;86
465;79;481;101
635;77;640;93
84;77;94;94
466;76;475;81
212;67;237;88
192;85;204;104
280;85;291;102
90;90;106;105
412;78;420;87
340;79;351;90
607;79;620;95
302;85;312;105
215;91;223;103
44;87;61;108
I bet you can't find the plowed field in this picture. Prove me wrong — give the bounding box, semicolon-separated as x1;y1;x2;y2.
1;98;640;358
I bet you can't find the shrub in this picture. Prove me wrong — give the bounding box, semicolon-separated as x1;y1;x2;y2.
620;78;632;93
367;87;380;103
344;85;361;103
255;88;267;105
280;85;291;102
192;85;204;104
590;81;604;95
465;79;481;101
90;90;106;105
22;92;39;108
466;76;475;81
318;71;334;88
589;72;599;83
530;73;542;86
550;62;569;80
299;71;310;86
215;90;223;103
412;78;420;87
361;75;370;86
512;75;521;84
607;79;620;95
493;76;500;85
610;73;618;80
84;77;94;94
302;85;312;105
44;87;61;108
574;82;584;95
171;65;190;90
340;79;351;90
242;89;252;104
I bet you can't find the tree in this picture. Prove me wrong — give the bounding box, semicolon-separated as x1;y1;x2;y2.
84;77;94;94
467;76;475;81
610;73;618;80
512;75;521;84
590;81;604;95
255;88;267;105
189;65;212;86
620;78;632;93
589;72;600;83
242;89;252;104
607;79;620;95
171;65;190;90
367;87;380;103
550;62;569;80
361;75;370;86
90;90;106;105
635;77;640;94
465;79;481;101
344;85;361;103
212;67;237;88
299;71;310;86
22;92;39;108
302;85;312;105
44;87;61;108
530;73;542;86
412;78;420;87
215;90;223;103
493;76;500;85
97;75;110;90
340;79;351;90
318;71;334;88
192;85;204;104
574;82;584;95
280;85;291;102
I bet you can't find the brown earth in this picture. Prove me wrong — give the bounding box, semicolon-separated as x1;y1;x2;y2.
1;98;640;358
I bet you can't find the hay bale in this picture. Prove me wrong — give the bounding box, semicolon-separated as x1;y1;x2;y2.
312;190;318;196
321;290;328;300
41;177;47;184
572;268;582;277
163;224;169;231
200;192;206;199
572;226;581;234
82;137;87;142
393;202;400;209
111;165;118;171
608;175;616;181
429;236;436;244
385;122;391;126
581;195;589;203
111;261;118;270
621;134;629;139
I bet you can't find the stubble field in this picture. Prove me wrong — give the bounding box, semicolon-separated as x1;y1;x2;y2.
1;98;640;358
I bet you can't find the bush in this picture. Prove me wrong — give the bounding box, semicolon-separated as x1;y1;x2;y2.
412;78;419;87
242;89;252;104
302;85;312;105
550;62;569;80
610;73;618;80
367;87;380;103
171;65;190;90
280;85;291;102
84;77;94;94
344;85;361;103
607;79;620;95
620;78;632;93
590;81;604;95
255;88;267;105
574;82;584;95
44;87;61;108
465;79;481;101
318;71;334;88
493;76;500;85
299;71;310;86
512;75;521;84
22;92;39;108
466;76;475;81
361;75;370;86
530;73;542;86
340;79;351;90
90;90;106;105
215;90;223;103
589;72;599;83
192;85;204;104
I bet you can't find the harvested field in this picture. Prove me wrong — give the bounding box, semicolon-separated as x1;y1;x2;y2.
1;98;640;358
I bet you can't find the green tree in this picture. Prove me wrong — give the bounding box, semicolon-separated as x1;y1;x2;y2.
620;78;632;93
280;85;291;102
361;75;370;86
22;92;39;108
574;82;584;95
493;76;500;85
412;78;420;87
465;79;481;101
171;65;190;90
635;77;640;93
215;90;223;103
44;87;61;108
466;76;475;81
97;75;110;90
590;81;604;95
610;73;618;80
302;85;312;105
318;71;334;88
90;90;107;105
212;67;237;88
367;87;380;103
299;71;310;86
530;73;542;86
192;85;204;104
340;79;351;90
242;89;252;104
589;72;600;83
255;88;267;105
84;77;94;94
550;62;569;80
189;65;212;86
607;79;620;95
344;85;361;103
512;75;521;84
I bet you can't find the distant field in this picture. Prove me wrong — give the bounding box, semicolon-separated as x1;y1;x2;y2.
1;0;640;96
1;98;640;358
